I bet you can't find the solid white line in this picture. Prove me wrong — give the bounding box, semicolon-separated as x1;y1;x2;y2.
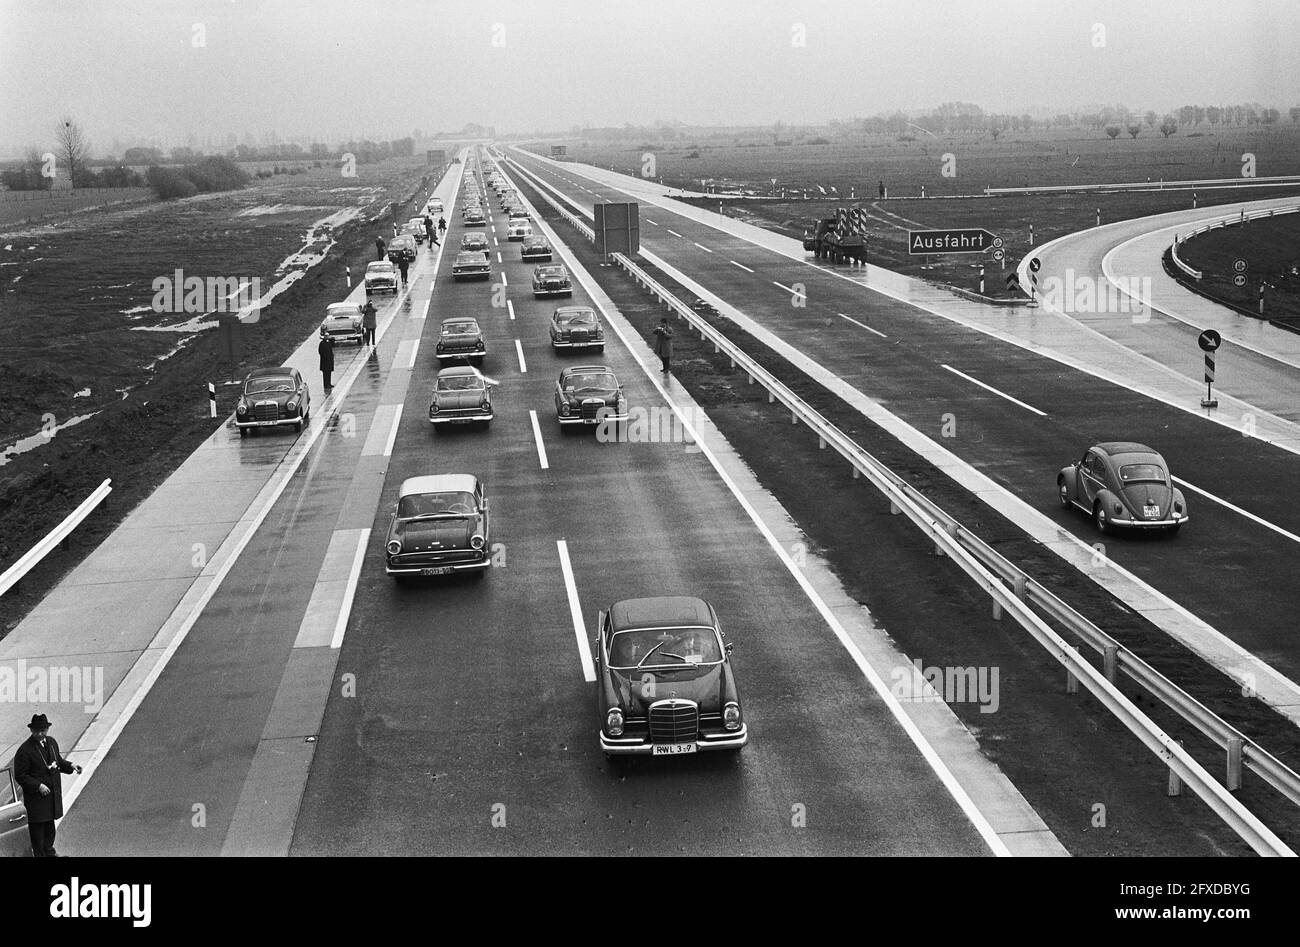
667;229;684;238
529;409;548;469
940;365;1047;416
501;271;508;286
507;298;515;321
382;403;403;456
418;296;430;320
773;280;800;295
693;242;714;253
556;540;596;682
407;338;420;368
515;339;527;373
644;217;659;226
332;528;372;649
1173;477;1300;545
730;260;754;273
838;312;887;338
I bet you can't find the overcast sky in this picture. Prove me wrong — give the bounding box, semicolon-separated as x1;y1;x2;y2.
2;0;1297;154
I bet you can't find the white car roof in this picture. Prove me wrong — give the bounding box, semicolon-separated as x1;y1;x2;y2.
399;474;480;497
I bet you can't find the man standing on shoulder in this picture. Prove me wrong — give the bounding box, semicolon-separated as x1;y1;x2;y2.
319;334;335;390
652;316;674;374
14;714;81;857
361;299;377;346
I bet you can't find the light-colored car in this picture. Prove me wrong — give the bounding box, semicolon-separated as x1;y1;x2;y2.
365;260;399;295
426;198;444;215
507;219;533;241
435;316;486;364
384;475;491;579
319;302;364;344
406;218;428;244
461;232;489;253
429;365;494;428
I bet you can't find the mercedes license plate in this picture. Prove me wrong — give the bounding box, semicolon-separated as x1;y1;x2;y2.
652;743;697;756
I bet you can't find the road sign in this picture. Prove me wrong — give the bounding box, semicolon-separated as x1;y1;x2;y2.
1197;329;1222;352
1028;257;1042;273
1233;274;1247;287
907;228;1000;255
992;237;1004;249
991;248;1005;261
1233;259;1248;273
1006;272;1020;289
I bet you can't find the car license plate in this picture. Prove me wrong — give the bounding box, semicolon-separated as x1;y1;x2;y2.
652;743;697;756
420;567;453;576
1143;505;1160;518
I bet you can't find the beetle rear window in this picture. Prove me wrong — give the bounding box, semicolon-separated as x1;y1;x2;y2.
1119;464;1165;483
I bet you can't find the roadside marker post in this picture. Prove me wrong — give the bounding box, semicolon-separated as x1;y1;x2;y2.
1028;223;1034;246
345;266;351;288
1259;283;1266;315
1198;329;1221;408
979;266;985;294
1096;207;1101;227
208;382;217;419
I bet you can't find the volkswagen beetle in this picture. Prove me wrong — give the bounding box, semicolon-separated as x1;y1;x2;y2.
1058;442;1188;533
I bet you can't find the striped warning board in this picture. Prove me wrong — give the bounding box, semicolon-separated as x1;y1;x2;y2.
1205;352;1215;383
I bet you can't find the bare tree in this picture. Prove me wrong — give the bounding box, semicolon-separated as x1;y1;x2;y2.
1159;117;1177;138
1126;122;1141;140
55;117;90;188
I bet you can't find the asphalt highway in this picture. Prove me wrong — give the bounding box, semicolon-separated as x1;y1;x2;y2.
508;150;1300;687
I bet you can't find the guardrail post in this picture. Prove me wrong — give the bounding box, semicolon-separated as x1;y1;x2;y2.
1227;737;1243;791
818;436;826;449
1066;646;1080;694
1168;741;1184;796
1103;643;1119;684
767;390;775;404
852;465;860;479
889;500;900;515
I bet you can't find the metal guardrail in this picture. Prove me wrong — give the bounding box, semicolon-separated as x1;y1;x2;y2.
1170;203;1300;282
987;175;1300;195
0;479;112;598
503;150;1299;855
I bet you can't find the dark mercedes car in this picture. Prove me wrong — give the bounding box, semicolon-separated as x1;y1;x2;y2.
520;236;552;262
387;234;418;265
549;305;605;351
452;250;491;281
429;365;493;429
532;263;572;298
385;475;491;579
436;316;486;365
1058;442;1188;534
554;364;628;427
595;596;747;756
461;232;489;254
462;207;486;226
235;367;311;436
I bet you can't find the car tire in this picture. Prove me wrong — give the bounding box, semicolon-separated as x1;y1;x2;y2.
238;427;248;438
1058;479;1071;509
1093;502;1110;534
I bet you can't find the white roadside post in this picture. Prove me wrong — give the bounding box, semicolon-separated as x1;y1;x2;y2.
208;382;217;419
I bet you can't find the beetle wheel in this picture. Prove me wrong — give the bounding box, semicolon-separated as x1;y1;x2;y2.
1058;479;1070;509
1093;502;1110;534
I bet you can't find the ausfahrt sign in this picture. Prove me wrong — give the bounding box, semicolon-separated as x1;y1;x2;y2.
908;228;999;255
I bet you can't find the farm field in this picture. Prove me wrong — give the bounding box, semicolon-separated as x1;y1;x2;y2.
0;156;435;636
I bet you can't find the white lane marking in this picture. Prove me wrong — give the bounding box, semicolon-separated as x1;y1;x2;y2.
644;217;659;226
838;312;887;338
493;236;499;247
1172;477;1300;545
515;339;527;373
773;280;801;295
529;409;549;469
408;338;420;368
667;228;684;238
940;365;1047;416
501;271;508;287
507;298;516;321
556;540;596;682
418;296;430;320
730;260;754;273
497;251;502;263
693;242;714;253
361;404;400;455
382;404;404;456
332;528;372;649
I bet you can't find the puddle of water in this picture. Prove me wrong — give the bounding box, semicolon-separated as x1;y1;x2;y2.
0;411;101;467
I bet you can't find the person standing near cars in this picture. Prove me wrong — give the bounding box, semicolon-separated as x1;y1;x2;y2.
438;215;447;236
397;255;410;288
652;316;674;374
361;299;377;346
375;235;386;260
319;334;335;390
14;714;81;857
424;214;438;246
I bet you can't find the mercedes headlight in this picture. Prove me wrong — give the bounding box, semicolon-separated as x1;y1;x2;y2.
605;708;625;737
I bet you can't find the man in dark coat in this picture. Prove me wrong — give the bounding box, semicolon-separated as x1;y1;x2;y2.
424;214;438;246
652;317;674;374
438;216;447;236
397;256;410;288
361;300;377;347
14;714;81;857
319;335;335;389
375;235;386;260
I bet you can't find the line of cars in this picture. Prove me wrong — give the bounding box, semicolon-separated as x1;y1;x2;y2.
399;155;747;757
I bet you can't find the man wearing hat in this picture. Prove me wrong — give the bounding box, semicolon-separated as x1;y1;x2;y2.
13;714;81;857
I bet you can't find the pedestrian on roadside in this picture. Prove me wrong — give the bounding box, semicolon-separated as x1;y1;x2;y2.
397;255;410;288
375;235;386;260
14;714;81;857
438;216;447;236
878;180;885;200
424;214;438;246
319;334;336;390
652;316;674;374
361;299;377;346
